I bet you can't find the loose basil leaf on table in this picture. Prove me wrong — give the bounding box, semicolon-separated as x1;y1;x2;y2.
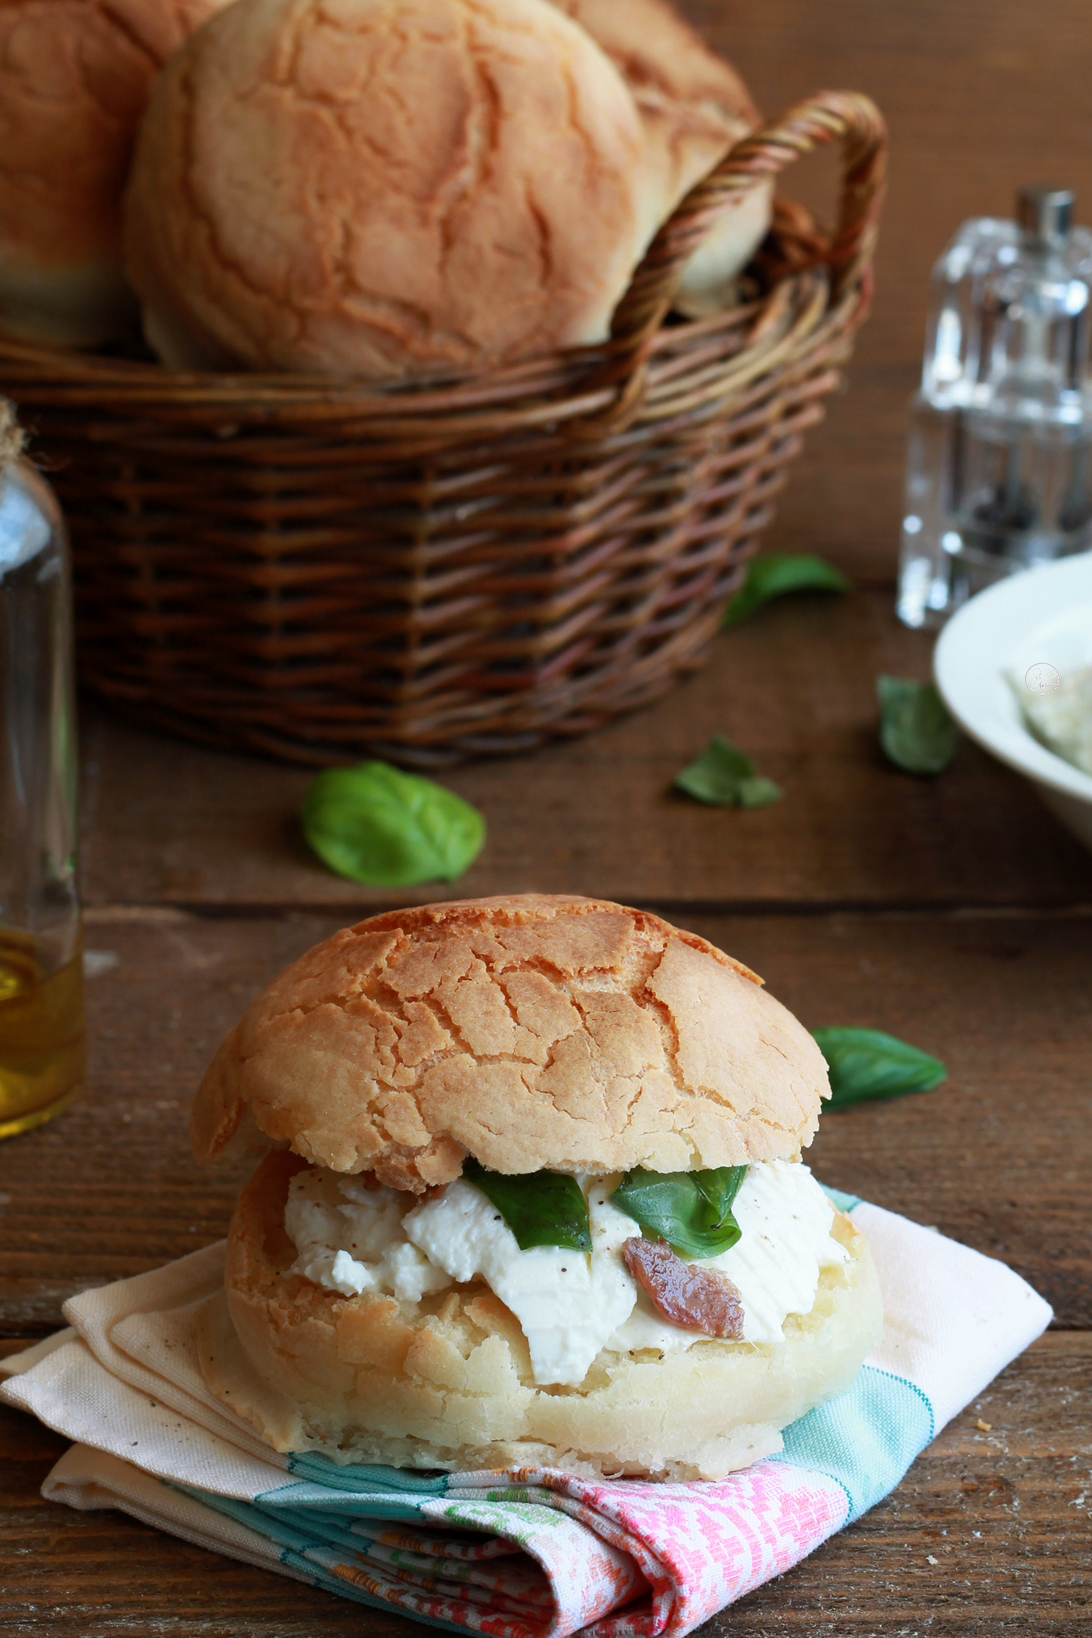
722;553;850;629
876;676;959;774
674;735;782;808
610;1165;749;1259
462;1161;591;1252
300;761;485;887
811;1027;948;1110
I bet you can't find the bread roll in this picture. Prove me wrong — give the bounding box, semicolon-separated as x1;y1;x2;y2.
123;0;652;376
0;0;230;347
550;0;773;315
192;896;882;1481
190;893;832;1189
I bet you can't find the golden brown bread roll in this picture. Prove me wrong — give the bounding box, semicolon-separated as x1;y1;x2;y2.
190;893;832;1189
549;0;773;314
190;896;881;1479
122;0;654;377
0;0;231;347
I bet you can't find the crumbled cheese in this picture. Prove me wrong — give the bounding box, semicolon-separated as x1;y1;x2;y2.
284;1169;451;1303
283;1159;849;1386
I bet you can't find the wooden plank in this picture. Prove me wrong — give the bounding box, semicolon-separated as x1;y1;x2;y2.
1;908;1087;1337
1;1333;1086;1636
78;590;1092;914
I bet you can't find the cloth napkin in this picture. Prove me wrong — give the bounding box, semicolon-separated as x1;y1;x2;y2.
1;1187;1050;1638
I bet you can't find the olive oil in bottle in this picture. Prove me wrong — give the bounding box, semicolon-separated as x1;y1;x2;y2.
0;931;85;1138
0;410;83;1140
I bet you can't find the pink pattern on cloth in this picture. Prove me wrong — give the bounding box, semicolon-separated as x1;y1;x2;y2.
400;1460;851;1638
570;1465;849;1635
415;1495;648;1635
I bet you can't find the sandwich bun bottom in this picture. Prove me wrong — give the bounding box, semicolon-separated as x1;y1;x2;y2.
202;1151;883;1481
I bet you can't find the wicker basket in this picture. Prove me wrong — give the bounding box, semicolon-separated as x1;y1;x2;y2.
0;91;885;767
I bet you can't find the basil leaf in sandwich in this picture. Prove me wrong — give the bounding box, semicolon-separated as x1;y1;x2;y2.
462;1161;591;1252
610;1165;748;1259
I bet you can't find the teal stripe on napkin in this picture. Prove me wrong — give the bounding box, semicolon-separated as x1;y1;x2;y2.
286;1451;452;1495
255;1479;444;1522
773;1363;935;1521
821;1184;863;1214
175;1486;519;1635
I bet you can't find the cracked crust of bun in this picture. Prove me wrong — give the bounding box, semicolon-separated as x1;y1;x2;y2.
550;0;772;313
0;0;229;346
122;0;649;377
190;893;831;1189
200;1149;883;1480
551;0;758;200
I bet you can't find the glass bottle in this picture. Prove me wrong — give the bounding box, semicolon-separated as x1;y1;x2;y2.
0;403;85;1139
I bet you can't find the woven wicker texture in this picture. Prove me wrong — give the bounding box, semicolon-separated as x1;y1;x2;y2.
0;92;885;766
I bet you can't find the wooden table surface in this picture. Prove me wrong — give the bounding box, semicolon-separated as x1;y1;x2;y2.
4;0;1092;1632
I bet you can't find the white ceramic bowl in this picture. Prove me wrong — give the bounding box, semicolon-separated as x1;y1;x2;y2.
933;553;1092;852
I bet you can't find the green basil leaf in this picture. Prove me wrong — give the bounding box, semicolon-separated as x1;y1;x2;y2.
722;553;850;628
811;1027;948;1111
610;1165;748;1258
674;736;782;808
692;1166;749;1228
736;774;784;809
300;762;485;887
876;677;959;775
462;1161;591;1252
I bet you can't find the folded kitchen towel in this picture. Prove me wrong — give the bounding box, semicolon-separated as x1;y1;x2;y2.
1;1192;1051;1638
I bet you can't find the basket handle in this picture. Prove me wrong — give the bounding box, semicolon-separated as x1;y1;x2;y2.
610;89;887;346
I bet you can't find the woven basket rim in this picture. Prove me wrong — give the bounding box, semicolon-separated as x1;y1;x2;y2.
0;250;836;418
0;90;886;429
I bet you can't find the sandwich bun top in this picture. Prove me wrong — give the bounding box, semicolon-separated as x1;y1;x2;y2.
0;0;230;346
191;894;829;1190
122;0;650;377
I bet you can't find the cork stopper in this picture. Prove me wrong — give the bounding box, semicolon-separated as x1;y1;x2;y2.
0;400;25;469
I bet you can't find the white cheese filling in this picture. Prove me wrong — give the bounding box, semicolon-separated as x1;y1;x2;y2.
403;1178;637;1387
284;1170;450;1303
283;1159;848;1388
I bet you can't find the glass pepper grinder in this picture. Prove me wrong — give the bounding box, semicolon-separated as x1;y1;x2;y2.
955;189;1092;589
898;187;1092;627
0;401;85;1139
897;215;1016;627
